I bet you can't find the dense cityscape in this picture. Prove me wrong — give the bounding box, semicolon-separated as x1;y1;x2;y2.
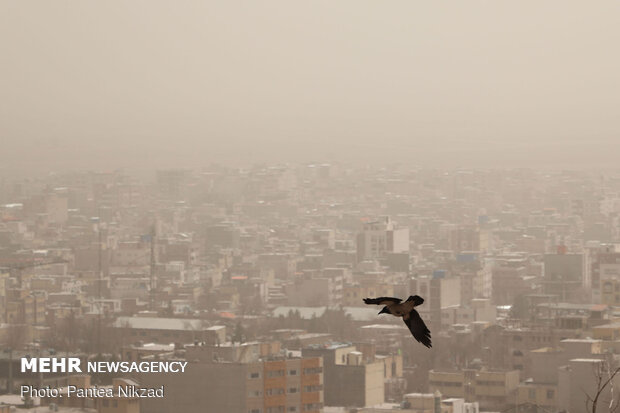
1;165;619;413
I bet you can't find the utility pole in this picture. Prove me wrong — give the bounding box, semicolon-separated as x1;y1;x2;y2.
96;215;103;356
7;348;13;393
149;223;156;312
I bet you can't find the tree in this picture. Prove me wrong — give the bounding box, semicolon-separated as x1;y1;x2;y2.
510;294;530;320
232;322;245;344
586;360;620;413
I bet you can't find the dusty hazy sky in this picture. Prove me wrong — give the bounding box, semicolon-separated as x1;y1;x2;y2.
1;1;619;176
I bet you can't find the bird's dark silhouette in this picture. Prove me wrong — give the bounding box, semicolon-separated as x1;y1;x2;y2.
363;295;432;348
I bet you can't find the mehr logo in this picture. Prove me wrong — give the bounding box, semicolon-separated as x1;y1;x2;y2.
21;358;82;373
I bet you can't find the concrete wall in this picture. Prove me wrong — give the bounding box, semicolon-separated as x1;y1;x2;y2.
364;361;385;407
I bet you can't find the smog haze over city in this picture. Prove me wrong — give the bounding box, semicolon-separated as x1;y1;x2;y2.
2;1;620;175
2;2;620;413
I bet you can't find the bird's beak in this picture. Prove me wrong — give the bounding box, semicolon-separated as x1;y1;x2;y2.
379;307;388;315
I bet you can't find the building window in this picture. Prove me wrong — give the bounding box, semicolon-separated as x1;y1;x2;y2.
288;388;298;393
303;385;322;392
249;372;260;379
289;369;297;375
102;400;109;407
249;409;261;413
529;389;536;399
547;389;554;399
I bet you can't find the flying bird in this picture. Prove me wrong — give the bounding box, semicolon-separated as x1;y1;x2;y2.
363;295;432;348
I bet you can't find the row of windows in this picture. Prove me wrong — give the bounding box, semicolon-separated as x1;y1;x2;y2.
512;335;551;342
249;369;300;379
130;331;180;337
527;389;554;399
249;406;300;413
303;385;322;392
256;405;322;413
476;380;505;387
429;381;462;387
253;385;322;397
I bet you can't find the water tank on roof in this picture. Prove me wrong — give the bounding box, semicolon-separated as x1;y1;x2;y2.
347;351;363;366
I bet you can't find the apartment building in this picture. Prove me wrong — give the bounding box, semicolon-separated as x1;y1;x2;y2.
137;356;323;413
356;217;409;263
517;381;557;412
429;368;519;411
303;343;403;408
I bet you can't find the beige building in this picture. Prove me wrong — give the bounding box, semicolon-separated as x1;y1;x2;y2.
517;381;557;412
592;322;620;340
411;275;461;331
137;356;323;413
441;299;496;329
356;393;479;413
429;368;519;411
356;217;409;263
285;270;343;307
303;343;402;408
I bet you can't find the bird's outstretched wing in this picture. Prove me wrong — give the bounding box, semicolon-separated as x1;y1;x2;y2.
403;309;432;348
363;297;402;306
